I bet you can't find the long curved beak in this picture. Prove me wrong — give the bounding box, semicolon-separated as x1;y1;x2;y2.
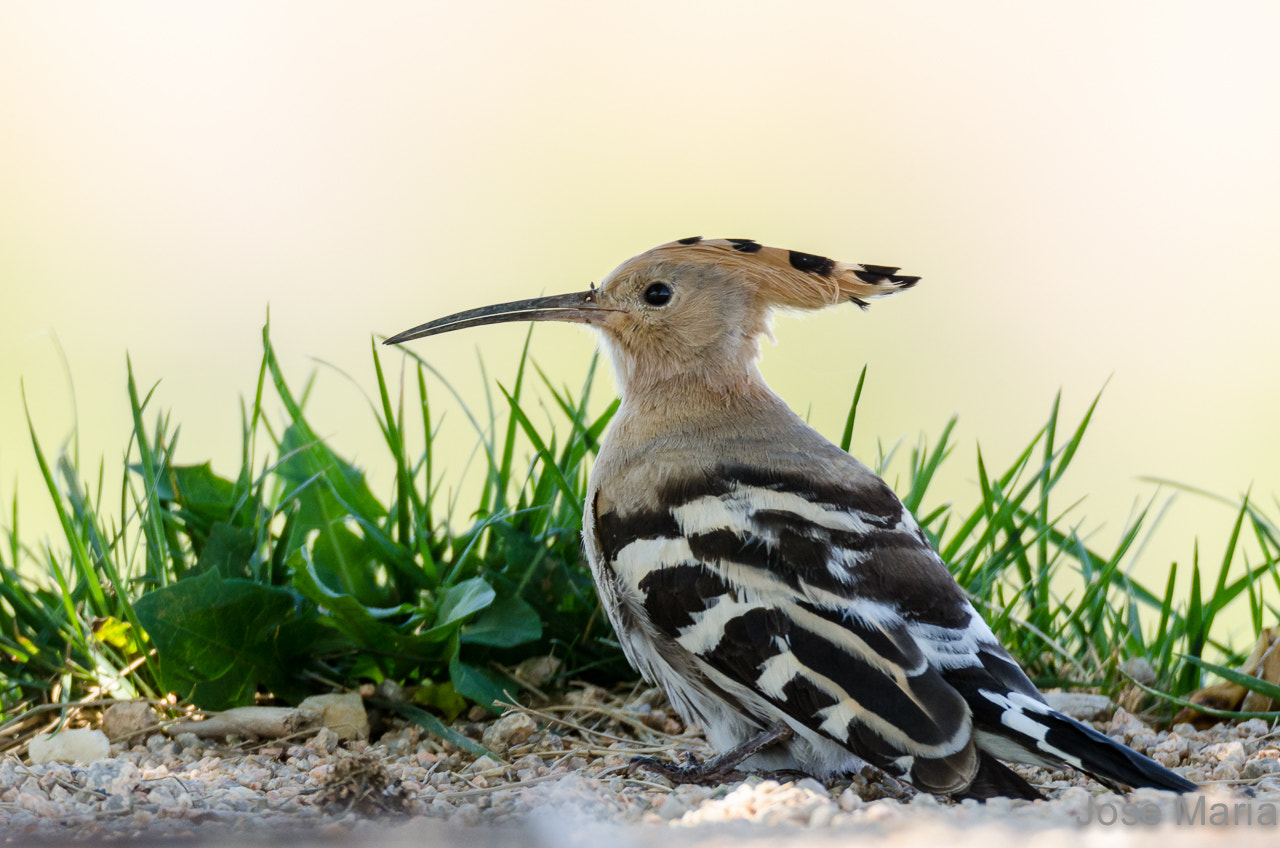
383;290;604;345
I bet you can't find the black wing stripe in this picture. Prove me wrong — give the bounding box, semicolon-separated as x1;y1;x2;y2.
691;602;969;755
783;619;969;749
778;669;840;719
625;546;971;756
670;484;922;597
703;606;783;687
686;526;853;595
656;463;905;521
798;600;927;672
618;535;928;676
601;506;905;599
638;562;732;633
597;507;681;561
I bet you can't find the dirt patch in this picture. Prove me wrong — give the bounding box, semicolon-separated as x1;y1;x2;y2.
2;685;1278;843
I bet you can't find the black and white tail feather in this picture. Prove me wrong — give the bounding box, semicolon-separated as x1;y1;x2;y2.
587;460;1196;800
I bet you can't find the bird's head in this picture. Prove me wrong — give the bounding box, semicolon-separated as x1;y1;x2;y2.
385;237;918;397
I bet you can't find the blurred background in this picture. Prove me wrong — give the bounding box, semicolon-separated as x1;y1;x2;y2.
2;1;1278;628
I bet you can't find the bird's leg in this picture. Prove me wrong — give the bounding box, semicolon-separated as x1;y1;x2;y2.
629;721;794;785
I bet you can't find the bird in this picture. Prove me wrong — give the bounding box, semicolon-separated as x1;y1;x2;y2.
384;236;1197;800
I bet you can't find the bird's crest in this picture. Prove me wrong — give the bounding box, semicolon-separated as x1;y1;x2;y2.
630;237;920;310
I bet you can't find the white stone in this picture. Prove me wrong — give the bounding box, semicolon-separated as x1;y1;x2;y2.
298;692;369;741
794;776;829;797
808;804;836;827
101;700;156;741
837;786;863;811
467;755;501;774
514;656;563;688
481;711;537;756
1204;739;1246;762
1119;657;1157;686
28;728;110;764
1041;692;1113;721
1244;757;1280;779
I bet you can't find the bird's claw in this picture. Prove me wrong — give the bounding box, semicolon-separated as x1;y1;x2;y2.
627;721;794;786
628;753;747;785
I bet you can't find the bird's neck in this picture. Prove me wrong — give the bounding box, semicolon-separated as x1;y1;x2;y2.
613;356;775;412
605;357;805;449
600;325;777;404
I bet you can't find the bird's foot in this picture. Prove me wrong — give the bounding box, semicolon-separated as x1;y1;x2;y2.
629;721;793;786
757;768;814;783
628;750;748;785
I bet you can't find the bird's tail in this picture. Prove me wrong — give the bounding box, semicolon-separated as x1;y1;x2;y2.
975;689;1197;794
961;752;1045;801
1043;709;1197;792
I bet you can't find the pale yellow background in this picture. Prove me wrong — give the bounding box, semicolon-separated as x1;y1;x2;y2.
2;2;1278;636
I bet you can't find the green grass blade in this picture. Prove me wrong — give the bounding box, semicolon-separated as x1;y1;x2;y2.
1130;680;1280;721
839;365;867;453
1037;390;1060;578
22;388;106;617
498;385;583;518
371;338;415;547
1180;655;1280;704
371;699;492;758
903;415;956;514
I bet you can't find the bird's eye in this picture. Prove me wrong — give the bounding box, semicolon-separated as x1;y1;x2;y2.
643;282;673;306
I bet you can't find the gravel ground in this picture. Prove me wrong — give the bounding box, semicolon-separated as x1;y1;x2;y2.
3;685;1279;845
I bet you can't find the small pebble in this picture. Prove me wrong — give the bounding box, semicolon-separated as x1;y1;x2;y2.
657;798;688;820
481;712;537;757
838;787;864;811
1119;657;1157;685
1042;692;1113;721
863;799;904;821
808;805;834;827
29;729;111;764
1244;757;1280;779
794;777;828;796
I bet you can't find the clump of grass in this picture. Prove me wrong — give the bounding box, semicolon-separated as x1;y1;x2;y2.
2;325;1277;737
2;319;626;734
846;365;1280;714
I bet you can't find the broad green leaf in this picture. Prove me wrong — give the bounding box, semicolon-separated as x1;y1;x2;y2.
193;522;256;579
461;594;542;647
308;517;381;603
411;680;469;722
434;577;496;627
171;463;237;523
292;554;424;656
277;423;385;525
276;423;385;604
494;523;543;574
133;570;302;710
449;653;511;710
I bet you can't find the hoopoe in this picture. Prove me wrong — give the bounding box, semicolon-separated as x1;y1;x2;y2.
385;237;1196;800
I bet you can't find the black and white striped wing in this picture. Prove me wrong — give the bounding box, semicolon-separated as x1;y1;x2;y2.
593;463;1041;792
